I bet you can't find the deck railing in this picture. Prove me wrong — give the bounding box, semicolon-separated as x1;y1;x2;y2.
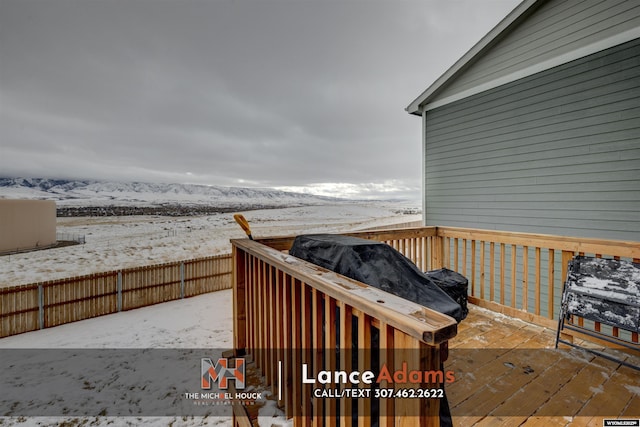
434;228;639;325
232;237;457;427
349;227;639;344
231;226;639;426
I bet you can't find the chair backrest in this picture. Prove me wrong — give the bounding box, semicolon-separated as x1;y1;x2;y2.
562;255;639;333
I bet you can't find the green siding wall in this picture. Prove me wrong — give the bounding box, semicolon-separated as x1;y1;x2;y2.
434;0;640;105
424;38;640;241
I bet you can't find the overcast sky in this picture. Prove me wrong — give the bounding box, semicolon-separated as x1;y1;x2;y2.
0;0;521;200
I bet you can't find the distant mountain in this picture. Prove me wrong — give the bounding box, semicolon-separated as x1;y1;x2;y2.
0;177;343;210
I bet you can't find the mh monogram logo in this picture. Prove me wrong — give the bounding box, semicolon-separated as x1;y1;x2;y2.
201;357;246;390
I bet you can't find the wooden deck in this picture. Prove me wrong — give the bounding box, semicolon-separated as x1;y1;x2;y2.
448;305;640;427
231;226;639;426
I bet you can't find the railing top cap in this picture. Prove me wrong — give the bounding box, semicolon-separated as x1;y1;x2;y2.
232;238;457;345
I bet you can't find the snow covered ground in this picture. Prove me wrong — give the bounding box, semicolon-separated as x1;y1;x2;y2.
0;288;294;426
0;290;246;427
0;201;420;426
1;202;421;287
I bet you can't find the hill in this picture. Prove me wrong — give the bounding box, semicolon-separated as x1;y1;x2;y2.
0;177;342;215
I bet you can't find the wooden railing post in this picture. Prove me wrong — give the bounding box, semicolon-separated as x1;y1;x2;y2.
431;229;443;270
232;245;247;355
420;343;442;426
561;250;575;286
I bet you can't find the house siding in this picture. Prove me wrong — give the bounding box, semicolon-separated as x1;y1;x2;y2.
424;38;640;241
432;0;640;106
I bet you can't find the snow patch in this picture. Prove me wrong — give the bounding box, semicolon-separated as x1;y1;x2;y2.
625;385;640;396
589;385;604;395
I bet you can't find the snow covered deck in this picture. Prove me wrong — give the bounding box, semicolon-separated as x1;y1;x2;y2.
449;305;640;426
231;226;640;426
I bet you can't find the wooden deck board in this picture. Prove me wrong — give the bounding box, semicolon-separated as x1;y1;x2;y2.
571;366;640;425
621;394;640;417
448;305;640;426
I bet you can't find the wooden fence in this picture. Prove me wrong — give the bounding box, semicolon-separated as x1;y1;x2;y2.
0;253;233;338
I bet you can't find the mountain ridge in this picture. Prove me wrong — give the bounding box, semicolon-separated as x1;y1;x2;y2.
0;177;344;208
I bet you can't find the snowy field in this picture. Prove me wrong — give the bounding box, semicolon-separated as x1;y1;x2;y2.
0;202;420;426
1;202;421;287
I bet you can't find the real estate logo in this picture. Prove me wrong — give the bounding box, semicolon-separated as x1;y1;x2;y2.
201;357;245;390
184;356;261;406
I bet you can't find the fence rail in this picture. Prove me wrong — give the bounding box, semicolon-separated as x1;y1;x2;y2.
0;253;233;338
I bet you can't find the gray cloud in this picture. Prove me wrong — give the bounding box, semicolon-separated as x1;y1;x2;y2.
0;0;521;199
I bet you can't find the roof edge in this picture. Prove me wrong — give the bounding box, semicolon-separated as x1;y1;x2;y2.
405;0;542;116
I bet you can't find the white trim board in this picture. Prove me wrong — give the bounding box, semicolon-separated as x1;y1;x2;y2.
422;27;640;112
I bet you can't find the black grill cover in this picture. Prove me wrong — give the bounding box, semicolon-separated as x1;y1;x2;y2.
289;234;465;323
425;268;469;320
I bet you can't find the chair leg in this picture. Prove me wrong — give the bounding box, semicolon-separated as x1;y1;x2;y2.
555;313;565;349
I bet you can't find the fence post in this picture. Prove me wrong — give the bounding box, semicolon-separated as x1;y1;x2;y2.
180;262;185;299
117;271;122;312
38;284;44;330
